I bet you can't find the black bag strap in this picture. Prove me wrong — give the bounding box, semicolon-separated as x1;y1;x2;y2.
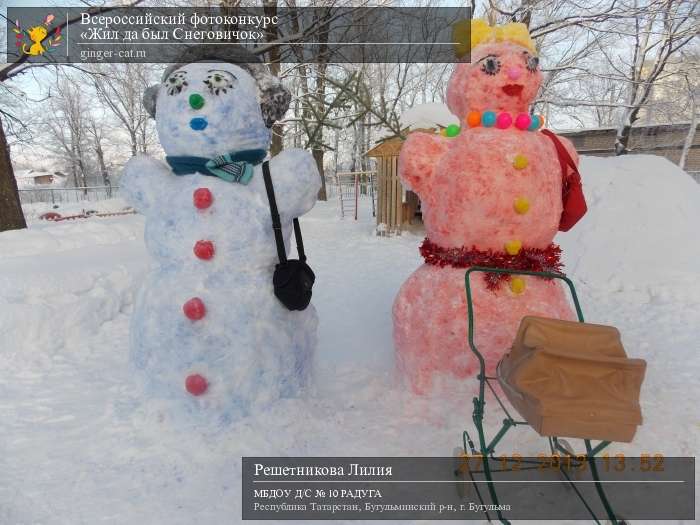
292;216;307;262
262;160;307;264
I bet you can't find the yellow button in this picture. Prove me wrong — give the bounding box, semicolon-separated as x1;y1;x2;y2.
513;154;528;170
505;239;522;255
514;196;530;214
510;277;526;294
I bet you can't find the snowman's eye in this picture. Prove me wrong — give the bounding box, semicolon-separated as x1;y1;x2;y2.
480;56;501;76
165;71;188;96
524;52;539;72
204;70;236;96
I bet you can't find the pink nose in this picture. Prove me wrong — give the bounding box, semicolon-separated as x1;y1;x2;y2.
507;67;522;81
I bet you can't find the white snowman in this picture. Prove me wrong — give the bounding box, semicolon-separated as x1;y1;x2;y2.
120;47;320;424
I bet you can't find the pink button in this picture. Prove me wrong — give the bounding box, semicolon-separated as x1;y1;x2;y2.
496;112;513;129
514;113;532;130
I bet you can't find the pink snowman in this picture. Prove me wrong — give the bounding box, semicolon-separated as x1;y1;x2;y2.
393;20;587;393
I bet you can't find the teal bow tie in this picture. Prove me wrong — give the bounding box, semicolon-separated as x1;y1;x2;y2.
166;149;267;184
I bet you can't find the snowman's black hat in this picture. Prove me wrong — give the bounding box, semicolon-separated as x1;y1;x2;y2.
143;44;291;128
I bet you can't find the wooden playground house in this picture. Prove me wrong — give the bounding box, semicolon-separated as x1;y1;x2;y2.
366;129;436;235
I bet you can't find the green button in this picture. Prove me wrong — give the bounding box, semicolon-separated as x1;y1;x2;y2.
445;123;461;137
189;93;205;110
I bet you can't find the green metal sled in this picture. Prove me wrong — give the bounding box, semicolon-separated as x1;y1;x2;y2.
456;266;626;525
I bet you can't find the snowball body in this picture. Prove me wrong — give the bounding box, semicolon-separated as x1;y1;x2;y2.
120;63;320;423
394;42;578;393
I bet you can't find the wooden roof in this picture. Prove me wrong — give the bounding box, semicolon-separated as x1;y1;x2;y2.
366;136;403;157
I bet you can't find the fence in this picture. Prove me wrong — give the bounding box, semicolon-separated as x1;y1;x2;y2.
18;185;119;205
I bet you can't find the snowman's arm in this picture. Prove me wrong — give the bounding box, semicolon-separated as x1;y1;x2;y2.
558;135;580;168
398;132;450;196
268;149;321;219
119;155;172;213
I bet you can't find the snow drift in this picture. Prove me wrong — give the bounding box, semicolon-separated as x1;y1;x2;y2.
559;154;700;296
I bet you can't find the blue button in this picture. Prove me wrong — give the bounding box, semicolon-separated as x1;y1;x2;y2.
528;115;540;131
190;117;208;131
481;111;497;127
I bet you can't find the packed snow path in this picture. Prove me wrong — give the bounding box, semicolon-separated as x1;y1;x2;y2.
0;155;698;524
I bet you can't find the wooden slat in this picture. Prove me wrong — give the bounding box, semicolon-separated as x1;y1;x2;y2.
389;156;396;230
377;158;386;223
394;156;402;232
373;154;406;234
378;159;384;225
384;157;389;228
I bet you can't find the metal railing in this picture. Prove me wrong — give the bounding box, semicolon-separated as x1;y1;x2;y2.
18;185;119;205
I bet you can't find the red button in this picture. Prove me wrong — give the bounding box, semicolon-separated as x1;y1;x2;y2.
194;240;215;260
193;188;213;209
183;297;206;320
185;373;208;396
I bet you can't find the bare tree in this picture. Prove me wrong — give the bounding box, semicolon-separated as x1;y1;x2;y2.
43;75;90;192
679;73;699;170
0;117;25;231
263;0;285;157
90;63;155;157
610;0;698;154
85;111;113;196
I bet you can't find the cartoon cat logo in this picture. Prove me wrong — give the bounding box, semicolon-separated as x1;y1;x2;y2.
13;14;62;56
23;25;48;56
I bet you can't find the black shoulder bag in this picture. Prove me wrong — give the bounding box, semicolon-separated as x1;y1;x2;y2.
262;161;315;311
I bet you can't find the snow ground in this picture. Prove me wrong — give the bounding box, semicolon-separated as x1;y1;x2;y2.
0;155;698;524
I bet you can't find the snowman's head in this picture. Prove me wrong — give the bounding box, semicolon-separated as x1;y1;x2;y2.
144;47;290;157
447;20;542;117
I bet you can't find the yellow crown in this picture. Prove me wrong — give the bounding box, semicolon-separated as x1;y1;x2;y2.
453;19;536;58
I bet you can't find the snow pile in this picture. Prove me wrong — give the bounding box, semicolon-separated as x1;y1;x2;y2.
0;214;146;362
398;102;459;131
558;154;700;297
0;213;142;259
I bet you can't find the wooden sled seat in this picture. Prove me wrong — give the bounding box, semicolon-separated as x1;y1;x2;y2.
497;316;647;443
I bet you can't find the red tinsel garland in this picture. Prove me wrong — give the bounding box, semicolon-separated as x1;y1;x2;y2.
419;238;564;290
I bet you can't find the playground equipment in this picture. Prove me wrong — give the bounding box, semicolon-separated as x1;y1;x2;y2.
455;266;645;525
334;171;376;220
